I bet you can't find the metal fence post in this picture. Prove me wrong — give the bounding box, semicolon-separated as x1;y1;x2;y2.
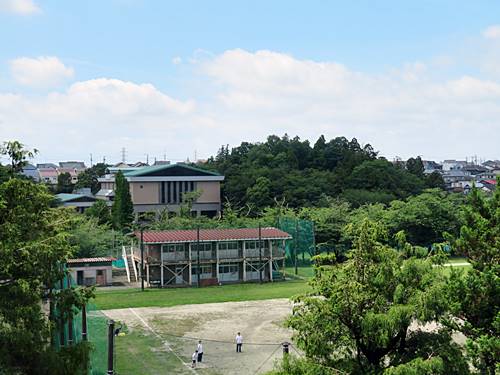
107;320;115;375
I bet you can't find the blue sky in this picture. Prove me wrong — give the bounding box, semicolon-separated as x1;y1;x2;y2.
1;0;500;164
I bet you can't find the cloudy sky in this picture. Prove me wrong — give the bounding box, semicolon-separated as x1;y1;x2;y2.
1;0;500;165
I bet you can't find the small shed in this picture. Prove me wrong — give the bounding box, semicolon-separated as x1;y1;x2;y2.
67;257;114;286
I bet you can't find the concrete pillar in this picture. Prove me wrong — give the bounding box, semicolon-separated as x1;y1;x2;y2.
188;243;192;285
242;241;247;281
269;240;273;282
216;242;220;283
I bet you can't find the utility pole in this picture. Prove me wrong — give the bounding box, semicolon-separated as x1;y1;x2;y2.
259;223;262;283
145;154;149;165
197;227;201;288
90;153;93;167
107;320;115;375
121;147;126;163
140;227;145;291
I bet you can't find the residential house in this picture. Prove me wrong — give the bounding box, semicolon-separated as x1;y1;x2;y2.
21;163;40;181
59;161;87;170
442;160;468;171
57;168;80;184
37;163;58;169
123;227;291;287
97;163;224;217
422;160;442;174
39;168;59;185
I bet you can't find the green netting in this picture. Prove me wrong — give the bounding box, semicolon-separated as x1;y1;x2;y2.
112;259;126;268
53;268;109;375
277;217;315;266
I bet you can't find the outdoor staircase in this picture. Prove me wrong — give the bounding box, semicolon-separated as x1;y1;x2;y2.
122;246;138;283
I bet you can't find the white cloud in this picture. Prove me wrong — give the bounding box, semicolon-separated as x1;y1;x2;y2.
3;44;500;163
10;56;74;88
482;25;500;39
172;56;182;65
200;49;500;160
0;78;199;162
0;0;40;15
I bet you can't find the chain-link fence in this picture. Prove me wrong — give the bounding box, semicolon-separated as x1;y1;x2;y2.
277;217;315;266
52;269;109;374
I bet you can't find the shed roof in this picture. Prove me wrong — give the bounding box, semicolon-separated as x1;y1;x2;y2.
136;227;292;244
67;257;115;264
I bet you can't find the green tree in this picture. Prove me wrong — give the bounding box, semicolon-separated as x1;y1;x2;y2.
75;163;108;194
425;170;446;189
406;156;424;178
70;216;122;258
84;199;111;225
56;172;73;193
444;184;500;374
246;176;272;209
285;219;467;374
385;189;464;246
111;170;134;231
0;140;38;178
0;178;93;374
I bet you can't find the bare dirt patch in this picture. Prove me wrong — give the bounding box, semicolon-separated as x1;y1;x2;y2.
104;299;294;375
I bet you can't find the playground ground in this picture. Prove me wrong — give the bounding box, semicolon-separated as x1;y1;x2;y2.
104;299;294;375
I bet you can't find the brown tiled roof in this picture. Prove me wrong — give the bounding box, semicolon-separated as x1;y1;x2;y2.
67;257;115;264
136;227;292;244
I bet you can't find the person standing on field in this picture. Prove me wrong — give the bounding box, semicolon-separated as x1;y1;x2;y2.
235;332;243;353
197;340;203;362
192;350;198;368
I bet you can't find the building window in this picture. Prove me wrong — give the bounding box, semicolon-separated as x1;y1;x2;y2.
219;264;239;274
192;243;212;252
245;241;258;250
190;181;195;191
162;244;185;253
219;241;239;251
191;265;212;275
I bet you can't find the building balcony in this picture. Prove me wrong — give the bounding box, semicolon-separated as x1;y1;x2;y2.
162;252;188;262
218;249;240;259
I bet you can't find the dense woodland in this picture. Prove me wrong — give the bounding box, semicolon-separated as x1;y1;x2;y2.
204;135;444;210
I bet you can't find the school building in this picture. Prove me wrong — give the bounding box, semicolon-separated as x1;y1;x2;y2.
124;227;291;287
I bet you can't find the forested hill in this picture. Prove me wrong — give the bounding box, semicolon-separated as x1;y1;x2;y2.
203;134;444;211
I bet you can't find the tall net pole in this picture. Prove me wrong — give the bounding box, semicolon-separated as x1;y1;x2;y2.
259;223;263;283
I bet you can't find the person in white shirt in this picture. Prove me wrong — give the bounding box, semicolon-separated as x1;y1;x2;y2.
197;340;204;362
235;332;243;353
192;350;198;368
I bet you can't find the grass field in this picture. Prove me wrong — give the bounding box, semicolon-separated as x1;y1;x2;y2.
95;280;309;310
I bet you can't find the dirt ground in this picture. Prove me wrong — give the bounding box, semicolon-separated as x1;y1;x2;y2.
104;299;294;375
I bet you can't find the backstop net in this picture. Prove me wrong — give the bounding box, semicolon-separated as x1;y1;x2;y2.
277;217;315;266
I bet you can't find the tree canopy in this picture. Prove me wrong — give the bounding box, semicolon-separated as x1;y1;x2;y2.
283;220;468;374
205;135;433;213
0;177;92;374
111;170;134;231
444;184;500;374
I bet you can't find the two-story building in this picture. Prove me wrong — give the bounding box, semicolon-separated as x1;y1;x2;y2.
123;227;291;287
97;163;224;217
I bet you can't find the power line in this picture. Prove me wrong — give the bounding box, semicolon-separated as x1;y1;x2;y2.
252;344;282;375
